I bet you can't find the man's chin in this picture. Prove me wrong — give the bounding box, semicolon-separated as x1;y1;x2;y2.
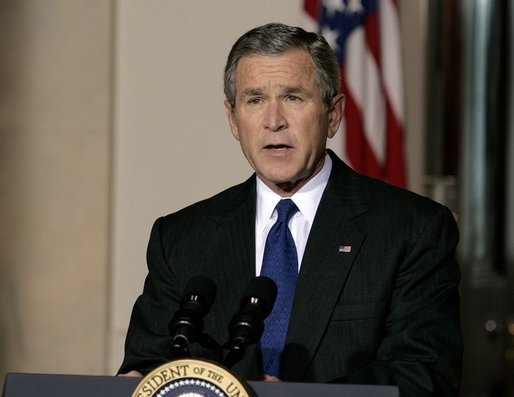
262;176;308;196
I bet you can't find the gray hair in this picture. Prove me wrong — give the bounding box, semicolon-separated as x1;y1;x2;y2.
223;23;340;109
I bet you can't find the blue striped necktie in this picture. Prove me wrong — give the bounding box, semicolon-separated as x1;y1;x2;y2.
260;199;299;376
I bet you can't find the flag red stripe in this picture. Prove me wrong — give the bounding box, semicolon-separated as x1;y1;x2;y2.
343;78;383;178
364;10;381;67
303;0;319;20
385;98;406;186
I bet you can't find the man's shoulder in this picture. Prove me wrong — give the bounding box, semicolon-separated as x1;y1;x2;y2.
157;175;256;227
328;155;454;230
326;164;458;252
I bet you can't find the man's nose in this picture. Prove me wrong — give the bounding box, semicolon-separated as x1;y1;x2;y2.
264;101;287;132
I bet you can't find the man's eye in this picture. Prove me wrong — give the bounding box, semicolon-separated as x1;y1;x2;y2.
248;98;262;104
286;95;300;102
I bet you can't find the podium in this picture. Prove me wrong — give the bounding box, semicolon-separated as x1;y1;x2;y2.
2;373;399;397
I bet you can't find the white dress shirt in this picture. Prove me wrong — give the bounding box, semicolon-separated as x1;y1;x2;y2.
255;153;332;275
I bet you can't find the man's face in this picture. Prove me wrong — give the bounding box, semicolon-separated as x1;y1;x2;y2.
225;49;344;196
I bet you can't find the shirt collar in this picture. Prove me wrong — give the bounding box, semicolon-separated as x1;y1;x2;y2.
256;153;332;232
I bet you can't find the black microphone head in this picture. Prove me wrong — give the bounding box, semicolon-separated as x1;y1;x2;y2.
169;275;217;358
224;276;278;366
241;276;277;316
182;275;217;315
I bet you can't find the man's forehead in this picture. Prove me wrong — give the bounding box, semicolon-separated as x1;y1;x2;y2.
236;49;312;69
234;50;316;86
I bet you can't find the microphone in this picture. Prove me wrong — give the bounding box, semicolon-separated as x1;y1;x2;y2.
168;275;217;359
224;276;277;367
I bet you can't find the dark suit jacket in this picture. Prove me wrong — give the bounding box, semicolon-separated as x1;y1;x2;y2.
119;150;462;396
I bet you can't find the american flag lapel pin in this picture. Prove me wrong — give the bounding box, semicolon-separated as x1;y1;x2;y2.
338;245;352;253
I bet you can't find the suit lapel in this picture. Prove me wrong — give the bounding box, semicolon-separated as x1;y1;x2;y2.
205;177;264;378
206;177;257;340
280;154;369;380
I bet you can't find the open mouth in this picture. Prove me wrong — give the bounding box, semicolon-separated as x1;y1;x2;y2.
265;144;291;150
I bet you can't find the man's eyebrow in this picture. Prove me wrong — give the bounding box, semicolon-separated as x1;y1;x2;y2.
282;85;305;94
241;88;265;97
241;85;307;97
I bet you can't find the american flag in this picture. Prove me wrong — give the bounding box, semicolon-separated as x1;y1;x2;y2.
303;0;406;187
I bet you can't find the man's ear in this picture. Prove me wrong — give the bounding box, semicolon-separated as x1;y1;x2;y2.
224;100;240;141
327;94;345;138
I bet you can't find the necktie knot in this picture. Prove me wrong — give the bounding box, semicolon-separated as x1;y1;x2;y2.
275;199;298;225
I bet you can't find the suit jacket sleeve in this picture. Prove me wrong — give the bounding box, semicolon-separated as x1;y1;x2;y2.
118;179;257;376
337;204;462;396
118;216;181;375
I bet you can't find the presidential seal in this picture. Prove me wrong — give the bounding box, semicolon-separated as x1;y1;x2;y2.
131;358;254;397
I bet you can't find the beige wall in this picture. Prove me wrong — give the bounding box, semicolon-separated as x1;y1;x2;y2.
0;1;113;377
0;0;427;379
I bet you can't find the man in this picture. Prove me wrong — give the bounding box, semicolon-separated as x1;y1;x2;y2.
119;23;462;396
